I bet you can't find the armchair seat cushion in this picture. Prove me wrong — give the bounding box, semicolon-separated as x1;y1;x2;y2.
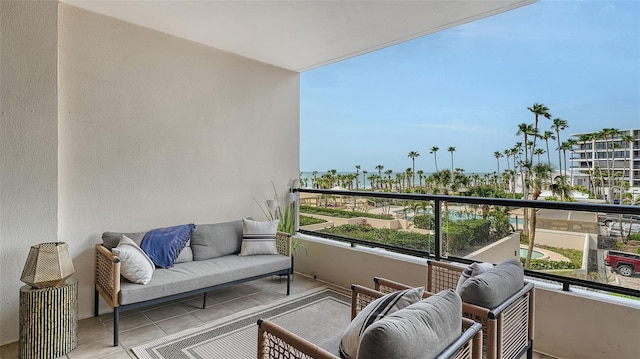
356;289;462;359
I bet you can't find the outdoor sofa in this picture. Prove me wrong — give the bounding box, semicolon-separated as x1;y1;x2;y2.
95;219;292;346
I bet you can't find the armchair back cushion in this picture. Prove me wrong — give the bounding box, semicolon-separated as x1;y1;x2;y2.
357;289;462;359
339;286;424;359
457;258;524;308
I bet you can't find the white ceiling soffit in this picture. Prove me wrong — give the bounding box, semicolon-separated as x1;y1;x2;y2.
62;0;537;73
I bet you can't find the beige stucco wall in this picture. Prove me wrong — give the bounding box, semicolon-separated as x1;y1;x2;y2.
0;2;299;344
464;232;521;263
295;237;640;359
532;229;589;251
0;1;59;346
294;236;428;290
534;285;640;359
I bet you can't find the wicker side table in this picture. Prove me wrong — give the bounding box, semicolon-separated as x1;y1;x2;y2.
19;277;78;359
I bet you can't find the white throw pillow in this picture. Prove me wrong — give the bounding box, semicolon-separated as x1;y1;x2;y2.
239;218;280;256
112;235;155;284
339;286;425;359
455;261;494;292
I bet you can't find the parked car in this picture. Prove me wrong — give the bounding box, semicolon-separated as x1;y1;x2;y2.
605;250;640;277
597;213;640;227
607;222;640;237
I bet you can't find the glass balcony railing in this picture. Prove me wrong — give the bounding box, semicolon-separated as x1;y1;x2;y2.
295;188;640;298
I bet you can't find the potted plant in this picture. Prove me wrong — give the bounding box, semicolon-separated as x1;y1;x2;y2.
254;183;305;256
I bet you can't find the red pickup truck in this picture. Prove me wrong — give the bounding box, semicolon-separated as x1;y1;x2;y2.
605;250;640;277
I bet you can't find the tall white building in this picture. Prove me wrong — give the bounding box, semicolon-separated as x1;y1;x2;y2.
571;128;640;199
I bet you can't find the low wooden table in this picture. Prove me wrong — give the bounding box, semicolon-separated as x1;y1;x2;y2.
19;278;78;359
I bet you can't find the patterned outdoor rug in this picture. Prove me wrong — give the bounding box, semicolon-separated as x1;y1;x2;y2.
132;287;351;359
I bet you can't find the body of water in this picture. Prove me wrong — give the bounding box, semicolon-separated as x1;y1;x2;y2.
520;248;544;259
393;208;524;226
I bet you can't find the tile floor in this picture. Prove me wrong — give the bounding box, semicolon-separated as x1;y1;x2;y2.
1;274;555;359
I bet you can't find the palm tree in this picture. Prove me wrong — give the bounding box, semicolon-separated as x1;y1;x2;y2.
534;148;545;164
328;169;337;188
416;170;424;190
503;149;511;171
407;151;420;191
600;128;619;201
621;133;634;183
578;133;597;194
311;170;318;188
563;138;578;181
524;162;553;269
527;103;551;163
361;170;368;189
551;118;568;176
367;174;376;191
516;123;536;236
375;165;384;190
354;165;360;190
513;143;522;173
430;146;439;172
384;169;393;190
516;123;536;191
395;173;404;192
447;147;456;173
405;167;413;191
494;151;503;175
542;131;556;166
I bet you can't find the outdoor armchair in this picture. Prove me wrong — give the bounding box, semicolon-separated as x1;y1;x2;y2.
375;260;535;359
257;284;483;359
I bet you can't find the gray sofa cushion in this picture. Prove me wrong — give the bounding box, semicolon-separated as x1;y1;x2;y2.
191;220;244;260
457;258;524;308
102;231;146;250
118;253;290;305
357;289;462;359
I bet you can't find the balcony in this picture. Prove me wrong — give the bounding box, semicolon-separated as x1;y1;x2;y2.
292;188;639;359
1;189;638;359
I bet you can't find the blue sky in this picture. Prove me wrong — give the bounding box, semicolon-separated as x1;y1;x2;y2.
300;0;640;175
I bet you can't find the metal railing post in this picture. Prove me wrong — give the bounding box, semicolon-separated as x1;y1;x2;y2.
434;199;442;261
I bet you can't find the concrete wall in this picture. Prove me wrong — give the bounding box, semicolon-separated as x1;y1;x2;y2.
534;284;640;359
294;236;428;290
464;232;520;263
0;1;59;346
294;237;640;359
533;229;589;251
536;216;598;234
0;2;299;344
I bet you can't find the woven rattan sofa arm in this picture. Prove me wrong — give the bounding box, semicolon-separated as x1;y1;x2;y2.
350;284;386;320
373;276;413;293
275;231;292;257
95;244;121;308
257;319;338;359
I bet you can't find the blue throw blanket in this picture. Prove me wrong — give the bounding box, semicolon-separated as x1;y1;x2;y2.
141;224;195;269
